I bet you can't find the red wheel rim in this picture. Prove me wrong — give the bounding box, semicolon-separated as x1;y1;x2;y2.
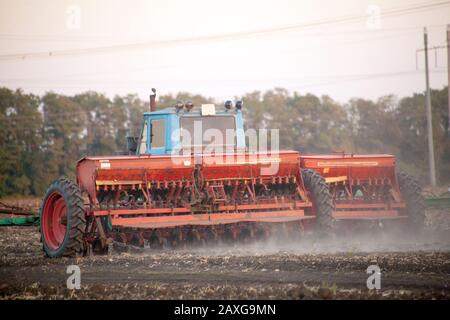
42;192;67;250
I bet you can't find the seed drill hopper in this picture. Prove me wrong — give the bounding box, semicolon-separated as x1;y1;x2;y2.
300;153;425;228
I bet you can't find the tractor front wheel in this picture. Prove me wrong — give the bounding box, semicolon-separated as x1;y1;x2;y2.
40;178;86;257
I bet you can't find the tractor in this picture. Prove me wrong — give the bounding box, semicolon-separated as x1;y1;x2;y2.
39;89;424;257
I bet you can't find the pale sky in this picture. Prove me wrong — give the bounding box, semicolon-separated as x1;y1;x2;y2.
0;0;449;103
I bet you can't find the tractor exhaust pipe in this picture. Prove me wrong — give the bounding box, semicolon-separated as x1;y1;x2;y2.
150;88;156;112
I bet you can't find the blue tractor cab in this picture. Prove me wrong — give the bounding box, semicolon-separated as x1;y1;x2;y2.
134;91;246;155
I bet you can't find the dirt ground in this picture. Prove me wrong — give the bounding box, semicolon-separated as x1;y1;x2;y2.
1;195;450;299
1;206;450;300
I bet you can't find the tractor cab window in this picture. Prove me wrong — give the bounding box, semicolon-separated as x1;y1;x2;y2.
138;120;148;153
180;116;236;148
150;119;165;149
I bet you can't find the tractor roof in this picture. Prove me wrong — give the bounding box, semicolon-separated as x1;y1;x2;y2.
143;106;237;116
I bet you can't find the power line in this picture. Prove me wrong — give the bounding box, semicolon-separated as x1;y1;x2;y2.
281;70;448;90
187;69;447;92
1;69;446;88
0;27;430;83
1;21;448;84
0;34;420;88
0;24;446;42
0;0;449;61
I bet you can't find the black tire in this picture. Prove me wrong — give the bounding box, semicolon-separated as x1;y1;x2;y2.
397;171;426;231
302;169;335;236
39;178;86;258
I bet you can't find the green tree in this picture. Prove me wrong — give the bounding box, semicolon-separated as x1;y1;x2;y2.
112;94;146;147
0;88;42;196
41;92;86;184
73;92;115;156
396;87;450;183
347;95;400;155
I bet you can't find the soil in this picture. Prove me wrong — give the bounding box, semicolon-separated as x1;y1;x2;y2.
0;197;449;300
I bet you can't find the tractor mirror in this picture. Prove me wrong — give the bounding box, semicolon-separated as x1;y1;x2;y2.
126;136;138;154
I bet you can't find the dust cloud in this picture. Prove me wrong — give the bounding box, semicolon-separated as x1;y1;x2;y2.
133;209;450;256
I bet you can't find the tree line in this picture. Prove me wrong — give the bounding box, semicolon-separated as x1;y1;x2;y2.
0;86;449;197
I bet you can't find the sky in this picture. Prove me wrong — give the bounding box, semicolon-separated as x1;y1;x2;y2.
0;0;449;103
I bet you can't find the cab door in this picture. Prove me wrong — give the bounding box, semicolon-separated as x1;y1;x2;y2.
148;116;167;154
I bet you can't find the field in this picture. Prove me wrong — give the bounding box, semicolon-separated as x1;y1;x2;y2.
0;196;449;300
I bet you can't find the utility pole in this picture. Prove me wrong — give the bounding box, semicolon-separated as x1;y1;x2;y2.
424;27;437;187
447;24;450;136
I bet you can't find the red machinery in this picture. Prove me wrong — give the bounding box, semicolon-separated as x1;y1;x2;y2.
300;153;425;226
39;92;424;258
40;150;334;257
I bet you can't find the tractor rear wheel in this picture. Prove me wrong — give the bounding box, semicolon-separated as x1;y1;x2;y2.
40;178;86;258
302;169;335;236
397;172;426;231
